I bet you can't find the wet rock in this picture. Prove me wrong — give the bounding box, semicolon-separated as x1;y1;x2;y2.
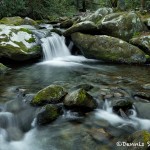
112;100;133;115
143;83;150;90
71;32;146;64
130;33;150;55
22;17;37;26
134;92;150;101
0;63;10;74
60;19;73;28
127;130;150;150
51;28;63;36
134;102;150;120
144;18;150;29
31;85;67;106
88;128;112;143
37;104;62;125
0;25;41;61
64;88;97;112
63;21;97;37
97;11;147;41
71;84;94;92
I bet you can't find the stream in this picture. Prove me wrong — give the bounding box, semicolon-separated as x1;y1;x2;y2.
0;32;150;150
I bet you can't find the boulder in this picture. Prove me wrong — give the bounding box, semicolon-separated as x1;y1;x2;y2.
37;104;62;125
31;85;67;106
64;88;97;112
0;63;9;74
97;12;147;41
127;130;150;150
80;8;113;23
130;33;150;55
63;21;97;37
0;16;23;25
71;32;146;64
0;25;41;61
60;19;73;28
22;17;37;26
143;18;150;29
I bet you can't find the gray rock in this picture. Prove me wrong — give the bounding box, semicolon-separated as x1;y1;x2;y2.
97;11;147;41
71;32;146;64
64;88;97;112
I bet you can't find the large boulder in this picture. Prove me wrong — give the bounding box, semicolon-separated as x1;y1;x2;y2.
0;25;41;61
64;88;97;112
71;32;146;64
37;104;62;125
0;16;23;25
0;63;9;74
63;21;97;37
97;12;147;41
60;19;74;28
31;85;67;106
80;8;113;23
130;33;150;55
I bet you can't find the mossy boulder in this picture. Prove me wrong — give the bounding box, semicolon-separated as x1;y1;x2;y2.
63;21;97;37
80;7;113;24
64;88;97;112
71;32;146;64
0;16;24;25
60;19;73;28
0;63;10;74
130;33;150;55
97;12;147;41
0;25;41;61
22;17;37;26
37;104;62;125
31;85;67;106
127;130;150;149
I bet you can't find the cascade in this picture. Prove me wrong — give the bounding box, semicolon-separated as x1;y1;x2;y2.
41;33;71;61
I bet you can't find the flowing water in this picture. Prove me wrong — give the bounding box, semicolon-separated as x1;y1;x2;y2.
0;33;150;150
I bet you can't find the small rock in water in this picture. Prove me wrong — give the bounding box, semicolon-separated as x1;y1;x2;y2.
143;83;150;90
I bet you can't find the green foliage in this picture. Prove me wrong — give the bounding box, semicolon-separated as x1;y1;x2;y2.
0;0;76;19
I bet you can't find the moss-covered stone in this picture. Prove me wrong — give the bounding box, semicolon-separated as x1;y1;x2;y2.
0;63;10;74
130;33;150;55
60;19;73;28
127;130;150;149
64;88;97;112
37;104;62;125
0;16;23;25
0;25;41;61
31;85;67;106
71;32;146;64
97;11;147;41
63;21;97;37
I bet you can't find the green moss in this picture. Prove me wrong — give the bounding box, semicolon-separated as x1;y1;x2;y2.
142;131;150;145
25;37;35;43
19;28;32;34
0;17;23;25
77;89;87;104
31;85;67;106
145;55;150;59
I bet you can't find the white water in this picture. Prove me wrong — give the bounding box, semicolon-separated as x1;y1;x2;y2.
95;100;150;130
41;33;71;61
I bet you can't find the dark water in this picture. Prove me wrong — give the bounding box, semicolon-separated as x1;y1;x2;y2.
0;58;150;150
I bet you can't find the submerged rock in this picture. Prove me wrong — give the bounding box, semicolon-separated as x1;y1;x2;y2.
71;32;146;64
31;85;67;106
127;130;150;150
37;104;62;125
0;25;41;61
130;33;150;55
64;88;97;112
0;63;10;74
97;11;147;41
63;21;97;37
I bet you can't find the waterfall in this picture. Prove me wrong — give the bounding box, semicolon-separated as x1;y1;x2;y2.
41;33;71;61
